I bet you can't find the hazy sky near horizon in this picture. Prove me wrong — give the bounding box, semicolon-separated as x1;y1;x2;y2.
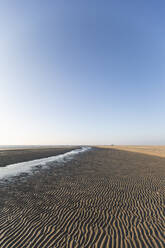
0;0;165;145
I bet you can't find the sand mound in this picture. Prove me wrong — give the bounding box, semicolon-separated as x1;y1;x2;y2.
0;148;164;247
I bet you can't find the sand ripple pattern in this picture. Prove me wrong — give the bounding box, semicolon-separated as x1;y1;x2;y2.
0;148;164;247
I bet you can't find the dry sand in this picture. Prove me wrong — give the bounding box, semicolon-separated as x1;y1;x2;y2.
101;145;165;158
0;147;164;247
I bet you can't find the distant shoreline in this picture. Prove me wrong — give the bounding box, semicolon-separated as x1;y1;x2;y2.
0;146;80;167
0;145;78;150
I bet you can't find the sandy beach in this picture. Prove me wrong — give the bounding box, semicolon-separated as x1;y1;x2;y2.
101;145;165;158
0;147;78;167
0;147;164;247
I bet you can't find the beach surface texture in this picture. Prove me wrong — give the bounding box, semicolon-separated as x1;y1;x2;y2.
0;147;79;167
101;145;165;158
0;147;164;247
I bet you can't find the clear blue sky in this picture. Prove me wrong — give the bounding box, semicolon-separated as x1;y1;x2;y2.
0;0;165;145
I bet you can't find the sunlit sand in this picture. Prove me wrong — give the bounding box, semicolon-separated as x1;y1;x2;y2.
101;145;165;157
0;147;164;247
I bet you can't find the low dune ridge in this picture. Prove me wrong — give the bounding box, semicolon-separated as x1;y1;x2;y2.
99;145;165;158
0;148;164;247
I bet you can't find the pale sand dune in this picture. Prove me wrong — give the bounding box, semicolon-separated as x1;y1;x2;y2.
100;145;165;157
0;148;164;247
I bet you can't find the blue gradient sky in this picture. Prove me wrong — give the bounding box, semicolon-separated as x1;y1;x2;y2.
0;1;165;145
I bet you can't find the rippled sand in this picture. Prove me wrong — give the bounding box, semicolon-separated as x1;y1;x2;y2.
0;148;164;247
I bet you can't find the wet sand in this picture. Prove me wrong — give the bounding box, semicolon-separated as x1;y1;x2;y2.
0;147;78;167
0;147;164;247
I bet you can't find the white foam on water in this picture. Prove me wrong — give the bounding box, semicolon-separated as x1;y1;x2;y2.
0;147;91;180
